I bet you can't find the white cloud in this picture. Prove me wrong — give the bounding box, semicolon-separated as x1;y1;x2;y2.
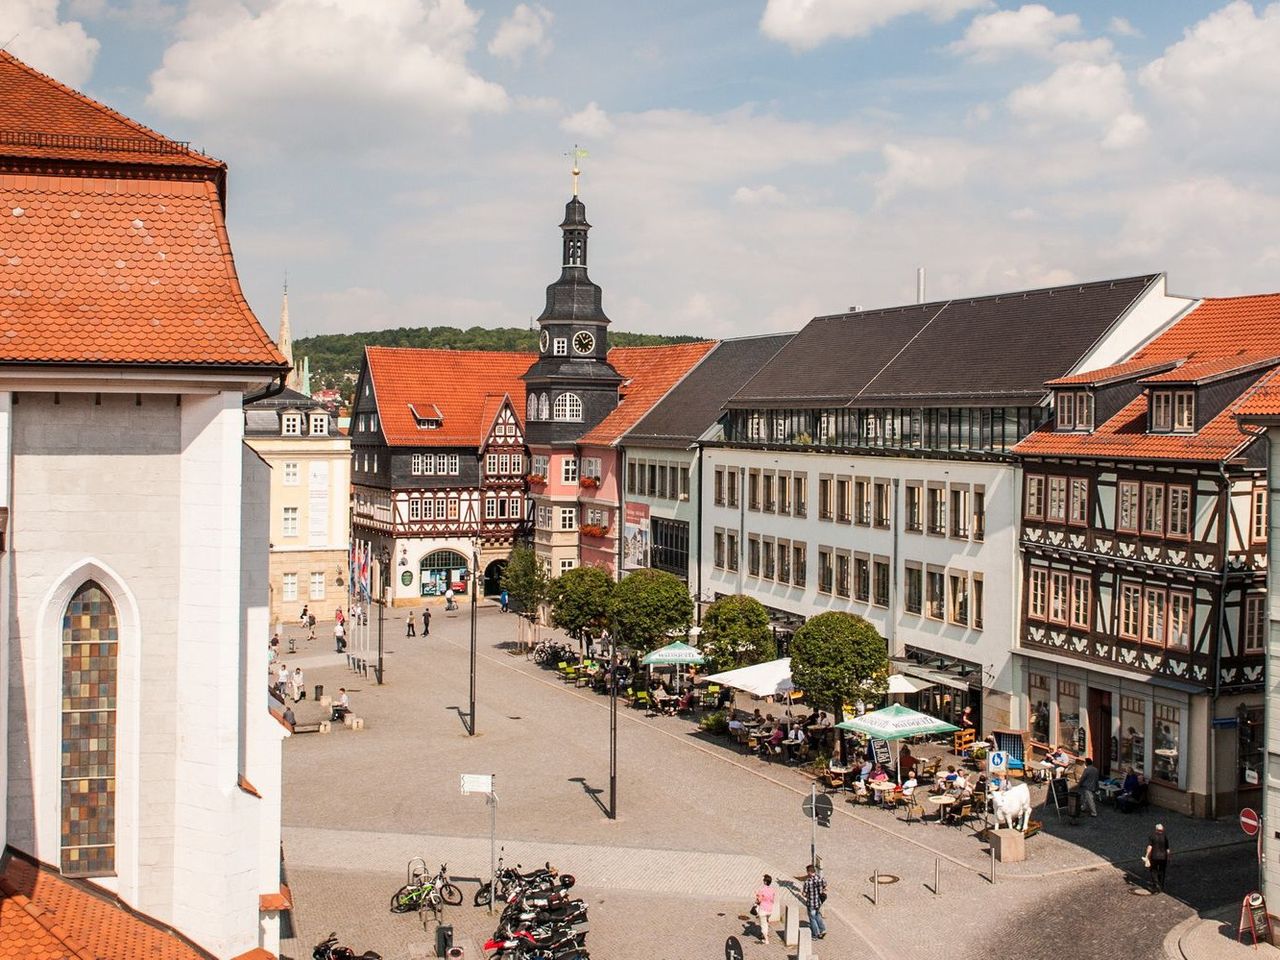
949;4;1079;62
560;101;614;139
1108;15;1140;38
0;0;99;87
1141;1;1280;123
487;3;552;63
760;0;991;50
66;0;177;25
875;140;986;203
147;0;506;151
732;184;787;205
1008;60;1148;149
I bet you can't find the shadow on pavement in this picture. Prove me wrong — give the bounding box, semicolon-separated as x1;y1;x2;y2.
567;776;610;818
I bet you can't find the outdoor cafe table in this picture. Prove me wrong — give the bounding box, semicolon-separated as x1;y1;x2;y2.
927;794;954;824
868;781;897;805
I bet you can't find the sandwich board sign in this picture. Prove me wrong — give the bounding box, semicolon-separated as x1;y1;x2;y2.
461;773;494;796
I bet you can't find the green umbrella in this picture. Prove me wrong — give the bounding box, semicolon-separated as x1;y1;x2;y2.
836;703;959;739
641;640;706;666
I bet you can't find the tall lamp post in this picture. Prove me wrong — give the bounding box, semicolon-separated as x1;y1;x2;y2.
469;542;479;736
609;627;618;820
375;545;389;684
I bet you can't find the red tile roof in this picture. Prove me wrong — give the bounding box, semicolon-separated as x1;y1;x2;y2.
1018;294;1280;461
366;346;534;446
0;850;211;960
579;342;717;446
1045;358;1178;386
1235;368;1280;420
0;174;286;367
0;52;221;171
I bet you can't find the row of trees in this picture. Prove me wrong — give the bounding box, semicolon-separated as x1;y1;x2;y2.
501;545;889;721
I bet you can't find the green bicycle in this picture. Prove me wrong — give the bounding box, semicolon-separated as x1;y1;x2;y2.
390;861;462;915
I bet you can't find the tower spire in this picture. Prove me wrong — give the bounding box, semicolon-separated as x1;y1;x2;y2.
279;279;299;391
567;144;588;197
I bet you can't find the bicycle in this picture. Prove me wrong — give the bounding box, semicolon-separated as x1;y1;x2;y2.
414;863;463;927
391;861;462;914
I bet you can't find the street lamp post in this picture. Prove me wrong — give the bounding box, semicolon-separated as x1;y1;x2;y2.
608;627;618;820
376;545;389;685
469;544;479;736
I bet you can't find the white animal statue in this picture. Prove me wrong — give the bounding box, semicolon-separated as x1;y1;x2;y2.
988;782;1032;831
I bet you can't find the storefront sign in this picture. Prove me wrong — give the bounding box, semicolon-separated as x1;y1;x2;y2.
400;570;413;587
623;501;650;570
1239;892;1272;946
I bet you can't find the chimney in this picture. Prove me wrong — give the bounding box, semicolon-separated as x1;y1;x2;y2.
916;267;926;304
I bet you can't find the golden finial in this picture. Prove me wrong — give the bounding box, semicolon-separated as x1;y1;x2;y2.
566;144;589;196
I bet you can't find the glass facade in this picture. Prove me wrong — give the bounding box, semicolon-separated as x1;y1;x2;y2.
651;517;690;579
724;405;1048;454
61;582;117;877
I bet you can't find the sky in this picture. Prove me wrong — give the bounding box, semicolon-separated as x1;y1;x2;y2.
5;1;1280;340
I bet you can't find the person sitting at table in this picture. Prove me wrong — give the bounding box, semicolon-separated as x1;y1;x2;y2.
899;745;918;778
1039;745;1072;781
1116;769;1146;814
652;682;677;715
784;723;806;762
949;770;969;796
675;688;696;714
900;772;918;799
747;708;764;726
759;725;785;761
728;715;745;736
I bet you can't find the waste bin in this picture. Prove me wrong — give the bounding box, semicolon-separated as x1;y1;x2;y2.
314;684;324;701
435;924;453;957
1066;789;1081;818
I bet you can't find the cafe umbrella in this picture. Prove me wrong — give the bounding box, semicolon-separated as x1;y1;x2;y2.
836;703;960;782
641;640;706;692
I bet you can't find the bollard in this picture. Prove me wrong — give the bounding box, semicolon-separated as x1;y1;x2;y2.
989;844;996;884
934;858;940;896
873;868;879;907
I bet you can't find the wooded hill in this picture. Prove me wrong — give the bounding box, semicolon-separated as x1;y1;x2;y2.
294;326;706;400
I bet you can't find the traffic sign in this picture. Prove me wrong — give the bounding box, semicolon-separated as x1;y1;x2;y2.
1241;807;1261;837
988;750;1008;773
803;793;834;824
724;935;744;960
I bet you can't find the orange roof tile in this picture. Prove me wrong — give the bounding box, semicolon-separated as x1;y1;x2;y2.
1019;293;1280;461
1235;368;1280;420
0;52;221;171
366;346;534;447
258;883;292;912
0;850;210;960
1045;358;1179;386
0;173;286;367
579;342;717;447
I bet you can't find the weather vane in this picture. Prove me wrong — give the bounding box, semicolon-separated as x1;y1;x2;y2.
566;144;589;196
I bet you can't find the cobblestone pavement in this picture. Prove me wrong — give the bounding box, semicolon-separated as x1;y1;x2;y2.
278;606;1255;960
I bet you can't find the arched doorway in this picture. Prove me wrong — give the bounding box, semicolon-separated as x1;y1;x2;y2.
484;559;506;597
420;549;468;598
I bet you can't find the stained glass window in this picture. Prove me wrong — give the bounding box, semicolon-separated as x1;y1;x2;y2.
60;582;117;877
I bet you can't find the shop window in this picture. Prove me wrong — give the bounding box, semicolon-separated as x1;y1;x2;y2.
1028;673;1050;745
1120;696;1146;775
1057;680;1083;755
1239;707;1264;787
1152;704;1180;785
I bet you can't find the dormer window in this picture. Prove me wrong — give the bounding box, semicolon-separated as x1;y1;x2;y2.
1055;390;1093;432
1150;389;1193;433
408;403;443;430
308;412;328;436
282;413;302;436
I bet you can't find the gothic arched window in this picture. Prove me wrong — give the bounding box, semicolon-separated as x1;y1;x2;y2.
539;393;550;420
60;581;118;877
527;394;538;421
553;393;583;422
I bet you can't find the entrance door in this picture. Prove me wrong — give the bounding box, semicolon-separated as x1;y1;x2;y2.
1087;688;1112;777
484;559;506;597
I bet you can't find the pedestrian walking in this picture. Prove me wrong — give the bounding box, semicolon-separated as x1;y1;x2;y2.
802;863;827;940
291;666;305;703
445;587;456;611
1079;757;1100;818
299;605;309;629
334;606;345;626
307;611;316;640
1144;823;1171;892
274;662;289;700
422;607;430;636
406;610;416;637
500;589;509;613
334;619;346;652
751;874;776;945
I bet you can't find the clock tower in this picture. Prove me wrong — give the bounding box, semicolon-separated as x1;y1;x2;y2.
522;184;622;445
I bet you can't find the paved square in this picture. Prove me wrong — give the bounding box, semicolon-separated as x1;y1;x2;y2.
277;606;1252;960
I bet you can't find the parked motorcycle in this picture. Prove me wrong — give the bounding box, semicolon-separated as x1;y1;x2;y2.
313;932;381;960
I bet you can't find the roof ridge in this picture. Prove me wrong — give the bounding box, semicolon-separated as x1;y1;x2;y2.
0;50;221;169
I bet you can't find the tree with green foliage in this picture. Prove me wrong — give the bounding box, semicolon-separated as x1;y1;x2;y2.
700;594;772;671
500;545;549;620
789;612;888;725
607;568;693;652
550;566;614;645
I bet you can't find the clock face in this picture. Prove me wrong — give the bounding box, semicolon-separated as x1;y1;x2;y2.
539;330;550;353
573;331;595;355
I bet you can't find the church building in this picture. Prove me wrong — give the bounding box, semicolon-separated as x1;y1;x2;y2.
0;52;289;958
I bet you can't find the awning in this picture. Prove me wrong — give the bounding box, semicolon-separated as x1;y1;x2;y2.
703;658;794;698
888;673;935;695
897;663;969;692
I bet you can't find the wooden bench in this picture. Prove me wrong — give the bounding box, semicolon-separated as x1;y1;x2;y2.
291;721;329;735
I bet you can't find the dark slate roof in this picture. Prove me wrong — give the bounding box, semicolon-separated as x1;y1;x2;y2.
727;275;1162;408
624;334;794;447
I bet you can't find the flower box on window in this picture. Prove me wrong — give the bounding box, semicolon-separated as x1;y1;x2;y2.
579;476;601;489
526;473;546;485
580;523;609;538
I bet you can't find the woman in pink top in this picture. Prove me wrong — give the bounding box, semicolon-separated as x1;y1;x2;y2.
754;874;776;944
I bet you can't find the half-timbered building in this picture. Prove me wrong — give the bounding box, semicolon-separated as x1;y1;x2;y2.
1014;294;1280;816
351;347;533;602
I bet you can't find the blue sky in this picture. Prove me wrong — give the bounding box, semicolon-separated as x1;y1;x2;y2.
6;1;1277;339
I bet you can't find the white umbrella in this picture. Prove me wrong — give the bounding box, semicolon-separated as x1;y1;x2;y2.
702;657;794;698
888;673;935;695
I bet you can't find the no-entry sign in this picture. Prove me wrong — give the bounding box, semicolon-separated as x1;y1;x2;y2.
1240;807;1261;837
